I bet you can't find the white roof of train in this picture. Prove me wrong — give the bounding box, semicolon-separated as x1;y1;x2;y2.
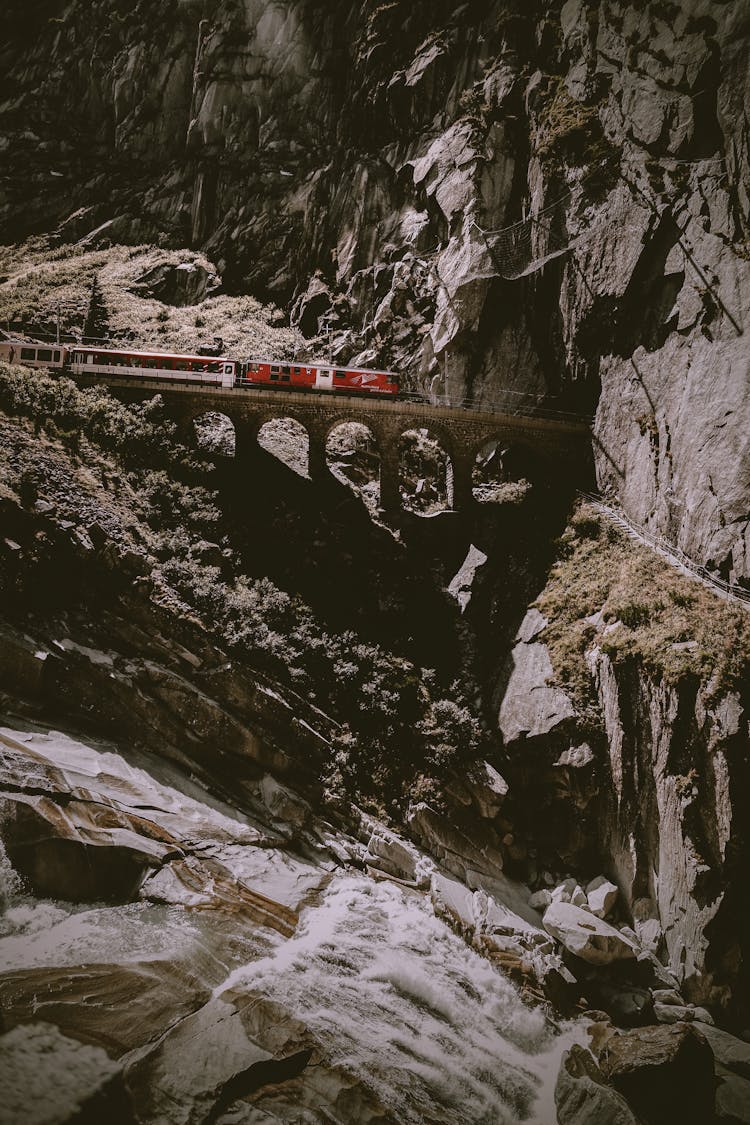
69;345;231;362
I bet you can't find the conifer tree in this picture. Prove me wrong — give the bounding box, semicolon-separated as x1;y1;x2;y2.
83;274;109;342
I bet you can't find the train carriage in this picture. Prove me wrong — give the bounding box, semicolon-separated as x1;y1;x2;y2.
240;359;399;396
67;346;237;387
0;340;66;369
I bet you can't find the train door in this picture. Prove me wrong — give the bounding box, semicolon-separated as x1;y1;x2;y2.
315;367;333;390
221;362;234;388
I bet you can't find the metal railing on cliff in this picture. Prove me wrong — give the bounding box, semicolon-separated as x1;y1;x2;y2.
468;150;735;287
398;388;592;424
579;490;750;610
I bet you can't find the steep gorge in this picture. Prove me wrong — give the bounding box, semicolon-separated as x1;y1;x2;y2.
1;1;750;1122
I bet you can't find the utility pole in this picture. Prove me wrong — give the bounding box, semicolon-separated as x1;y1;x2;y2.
56;304;61;345
320;314;333;363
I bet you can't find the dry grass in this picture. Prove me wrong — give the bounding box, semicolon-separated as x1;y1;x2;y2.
538;502;750;715
0;237;303;360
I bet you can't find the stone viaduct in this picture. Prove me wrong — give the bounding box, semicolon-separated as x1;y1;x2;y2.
77;375;592;511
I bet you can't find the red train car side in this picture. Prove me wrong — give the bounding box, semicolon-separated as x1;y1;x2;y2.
240;360;398;396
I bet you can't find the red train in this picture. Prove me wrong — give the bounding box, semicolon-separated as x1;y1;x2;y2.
0;340;400;398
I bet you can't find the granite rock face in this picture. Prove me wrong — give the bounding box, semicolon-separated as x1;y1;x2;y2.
588;647;748;1019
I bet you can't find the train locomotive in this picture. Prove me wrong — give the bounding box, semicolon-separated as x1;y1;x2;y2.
0;340;400;398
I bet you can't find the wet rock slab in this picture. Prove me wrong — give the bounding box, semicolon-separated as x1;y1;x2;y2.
0;723;584;1123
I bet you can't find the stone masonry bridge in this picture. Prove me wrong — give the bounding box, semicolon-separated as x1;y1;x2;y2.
76;375;592;511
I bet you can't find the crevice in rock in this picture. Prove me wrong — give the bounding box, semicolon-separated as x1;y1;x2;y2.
205;1048;314;1123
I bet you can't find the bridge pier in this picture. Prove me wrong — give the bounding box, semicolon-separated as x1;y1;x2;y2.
378;454;401;513
235;422;259;468
307;432;329;482
171;410;196;448
449;454;475;512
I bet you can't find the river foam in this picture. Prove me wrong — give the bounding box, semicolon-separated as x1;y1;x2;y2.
216;873;586;1124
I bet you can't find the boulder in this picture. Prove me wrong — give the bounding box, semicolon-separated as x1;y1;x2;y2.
652;989;684;1007
653;1002;713;1025
694;1022;750;1079
716;1071;750;1124
600;1023;715;1125
587;982;654;1029
363;827;418;882
463;760;509;819
555;1044;642;1125
587;876;619;918
130;260;220;306
498;635;576;743
543;902;639;965
0;793;174;903
0;1022;132;1125
538;956;581;1014
529;888;552;912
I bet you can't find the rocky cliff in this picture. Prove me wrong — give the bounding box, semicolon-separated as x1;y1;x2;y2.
2;0;749;576
2;1;750;1120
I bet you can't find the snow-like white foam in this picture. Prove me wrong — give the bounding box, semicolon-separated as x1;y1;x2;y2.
215;874;586;1124
0;902;199;972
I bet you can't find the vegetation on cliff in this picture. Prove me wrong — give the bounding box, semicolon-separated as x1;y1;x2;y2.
0;363;483;816
0;238;301;359
538;502;750;719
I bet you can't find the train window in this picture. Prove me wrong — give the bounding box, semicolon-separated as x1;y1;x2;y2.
281;374;290;381
20;347;35;360
292;366;301;376
175;361;188;370
37;349;52;361
334;371;346;379
270;371;279;380
53;351;60;362
281;365;290;375
224;364;233;374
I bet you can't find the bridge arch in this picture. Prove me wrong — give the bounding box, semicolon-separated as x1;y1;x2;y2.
398;426;454;514
191;410;236;457
470;434;543;498
325;421;381;509
257;415;311;478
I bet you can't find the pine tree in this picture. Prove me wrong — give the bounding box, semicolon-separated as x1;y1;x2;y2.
83;274;109;343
